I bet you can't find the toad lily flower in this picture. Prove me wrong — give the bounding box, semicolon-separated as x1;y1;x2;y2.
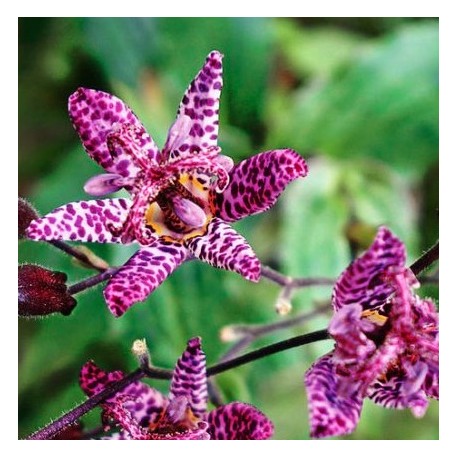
79;337;274;440
26;51;308;317
305;227;438;438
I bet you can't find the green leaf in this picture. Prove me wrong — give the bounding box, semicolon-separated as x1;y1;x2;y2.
269;23;439;176
343;160;419;259
275;20;364;79
280;157;350;308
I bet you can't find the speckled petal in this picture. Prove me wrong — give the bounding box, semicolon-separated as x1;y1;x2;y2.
329;303;377;366
170;51;223;159
214;149;308;222
332;226;406;312
80;361;168;428
423;367;439;400
170;337;208;419
104;241;188;317
26;199;133;244
185;217;261;282
68;88;160;173
367;369;430;418
207;402;274;440
305;354;363;439
80;360;124;397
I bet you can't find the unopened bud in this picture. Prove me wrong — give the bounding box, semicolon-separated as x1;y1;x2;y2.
132;338;150;367
275;297;292;316
18;264;77;317
52;422;83;440
220;325;246;342
18;197;39;239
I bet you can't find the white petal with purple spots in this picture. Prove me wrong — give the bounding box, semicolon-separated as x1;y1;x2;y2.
185;218;261;282
26;198;133;244
169;51;223;159
170;337;208;419
214;149;308;223
104;241;188;317
332;226;406;312
305;354;363;439
68;87;160;172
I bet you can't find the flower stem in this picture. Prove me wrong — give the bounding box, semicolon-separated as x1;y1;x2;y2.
26;368;144;440
260;265;335;288
207;329;329;376
67;268;120;295
219;304;329;362
49;240;107;272
410;241;439;276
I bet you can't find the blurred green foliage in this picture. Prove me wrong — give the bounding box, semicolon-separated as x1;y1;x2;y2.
18;17;438;440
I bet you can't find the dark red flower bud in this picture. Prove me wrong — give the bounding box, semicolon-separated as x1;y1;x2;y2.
18;264;77;317
18;197;39;239
52;422;83;440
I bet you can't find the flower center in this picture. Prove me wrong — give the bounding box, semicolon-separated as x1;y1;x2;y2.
146;396;208;440
145;174;214;241
96;116;231;245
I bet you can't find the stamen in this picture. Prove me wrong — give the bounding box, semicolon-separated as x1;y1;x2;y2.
163;114;193;158
215;154;234;172
165;396;189;424
83;173;131;196
172;196;207;228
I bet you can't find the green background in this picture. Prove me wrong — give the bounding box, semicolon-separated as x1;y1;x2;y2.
18;17;439;440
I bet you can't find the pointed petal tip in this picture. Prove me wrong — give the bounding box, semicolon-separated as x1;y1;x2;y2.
283;148;309;177
245;263;261;282
186;336;202;350
104;243;188;317
104;289;131;318
207;50;223;61
24;221;39;240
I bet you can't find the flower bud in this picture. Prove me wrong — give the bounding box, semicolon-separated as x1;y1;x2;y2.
131;338;151;367
52;422;83;440
18;197;39;239
18;264;77;317
275;297;292;316
219;325;246;342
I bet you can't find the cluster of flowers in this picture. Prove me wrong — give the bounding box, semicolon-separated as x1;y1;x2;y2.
23;51;438;439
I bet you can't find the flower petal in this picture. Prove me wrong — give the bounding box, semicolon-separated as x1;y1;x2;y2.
423;367;439;400
170;51;223;159
80;361;168;428
104;241;188;317
305;354;363;439
367;371;430;418
329;303;377;367
170;337;208;419
185;217;261;281
332;226;406;312
207;402;274;440
213;149;308;222
68;88;160;173
80;360;124;397
26;199;133;244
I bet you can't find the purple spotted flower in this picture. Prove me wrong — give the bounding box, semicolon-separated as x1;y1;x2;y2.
27;51;308;317
79;337;274;440
305;227;438;439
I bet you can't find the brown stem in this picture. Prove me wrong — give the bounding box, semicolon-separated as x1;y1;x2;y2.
67;268;120;295
410;241;439;276
260;265;335;288
49;240;107;272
